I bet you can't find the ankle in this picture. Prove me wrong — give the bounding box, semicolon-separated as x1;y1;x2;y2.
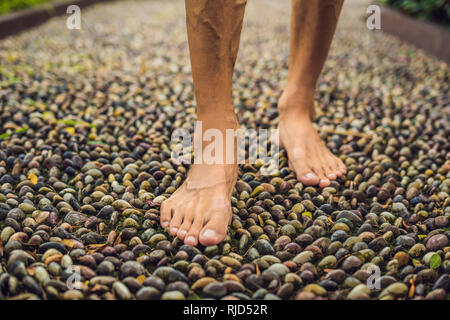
278;86;316;120
193;110;240;166
197;111;239;130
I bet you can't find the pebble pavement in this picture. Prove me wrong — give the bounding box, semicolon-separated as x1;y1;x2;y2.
0;0;449;300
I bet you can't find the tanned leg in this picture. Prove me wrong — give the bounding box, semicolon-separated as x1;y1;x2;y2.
160;0;246;246
278;0;346;188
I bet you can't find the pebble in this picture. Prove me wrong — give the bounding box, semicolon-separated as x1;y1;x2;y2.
203;282;227;299
426;234;448;251
113;281;132;300
379;282;408;299
161;291;185;300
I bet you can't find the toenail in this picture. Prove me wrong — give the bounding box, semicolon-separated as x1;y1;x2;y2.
320;179;329;185
327;173;336;180
186;236;195;244
179;230;187;236
161;222;168;228
202;229;217;238
304;173;317;179
170;227;178;234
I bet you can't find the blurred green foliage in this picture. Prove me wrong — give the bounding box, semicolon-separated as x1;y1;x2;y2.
0;0;57;15
379;0;450;26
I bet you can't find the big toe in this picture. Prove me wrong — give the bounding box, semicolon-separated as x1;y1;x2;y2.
199;215;227;246
298;171;320;186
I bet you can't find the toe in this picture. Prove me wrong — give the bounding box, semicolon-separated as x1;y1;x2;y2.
312;163;330;188
177;214;193;241
184;215;204;246
295;164;320;185
169;210;183;236
329;155;344;177
336;157;346;174
332;167;343;178
332;168;343;177
177;228;188;240
199;214;227;246
319;177;331;188
326;172;337;180
332;170;342;180
160;201;172;228
325;161;338;181
299;172;320;186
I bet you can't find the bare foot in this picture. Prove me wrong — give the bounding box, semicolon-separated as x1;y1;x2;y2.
160;163;237;246
278;89;346;187
160;119;238;246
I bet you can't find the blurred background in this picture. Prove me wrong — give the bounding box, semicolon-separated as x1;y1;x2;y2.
379;0;450;27
1;0;449;27
0;0;58;14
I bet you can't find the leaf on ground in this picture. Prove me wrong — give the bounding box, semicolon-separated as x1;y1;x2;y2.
15;126;28;134
86;243;106;254
326;217;334;225
0;132;12;139
61;239;76;249
45;254;62;265
382;201;392;209
412;259;422;267
27;267;35;276
257;215;264;227
402;221;410;229
28;173;38;185
430;253;442;269
408;278;415;299
113;232;122;246
255;263;261;276
137;275;146;284
65;127;75;135
302;212;312;219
